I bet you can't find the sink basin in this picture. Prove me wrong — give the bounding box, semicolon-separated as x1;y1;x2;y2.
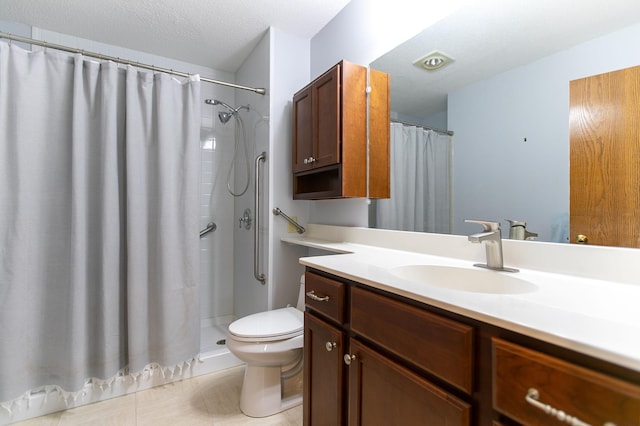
389;265;537;294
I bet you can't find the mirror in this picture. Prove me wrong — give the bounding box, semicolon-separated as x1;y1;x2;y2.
368;1;640;246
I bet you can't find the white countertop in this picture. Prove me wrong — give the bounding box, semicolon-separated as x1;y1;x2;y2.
284;234;640;373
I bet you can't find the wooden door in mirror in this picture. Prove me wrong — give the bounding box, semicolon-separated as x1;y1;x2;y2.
570;65;640;248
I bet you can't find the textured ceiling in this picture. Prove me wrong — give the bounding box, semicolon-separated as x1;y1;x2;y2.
3;0;640;117
0;0;351;72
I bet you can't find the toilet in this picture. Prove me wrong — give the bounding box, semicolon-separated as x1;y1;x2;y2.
226;275;305;417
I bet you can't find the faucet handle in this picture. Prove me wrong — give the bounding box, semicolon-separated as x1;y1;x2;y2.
465;219;501;231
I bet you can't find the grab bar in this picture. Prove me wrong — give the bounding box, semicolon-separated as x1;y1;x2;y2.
254;152;267;284
273;208;305;234
199;222;217;238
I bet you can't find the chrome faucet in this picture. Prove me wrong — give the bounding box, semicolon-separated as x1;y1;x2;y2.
465;220;518;272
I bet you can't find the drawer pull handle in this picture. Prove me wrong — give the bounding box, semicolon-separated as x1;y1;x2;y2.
306;290;329;302
325;341;337;352
343;354;356;365
525;388;617;426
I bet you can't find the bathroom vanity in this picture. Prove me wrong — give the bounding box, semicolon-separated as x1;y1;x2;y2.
289;225;640;425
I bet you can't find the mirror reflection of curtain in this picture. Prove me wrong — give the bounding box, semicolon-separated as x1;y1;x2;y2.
375;122;452;233
0;41;200;403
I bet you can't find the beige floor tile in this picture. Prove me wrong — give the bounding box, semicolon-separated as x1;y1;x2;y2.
193;367;302;426
57;393;136;426
8;366;302;426
278;405;303;426
223;405;303;426
9;411;63;426
193;367;244;420
135;378;211;426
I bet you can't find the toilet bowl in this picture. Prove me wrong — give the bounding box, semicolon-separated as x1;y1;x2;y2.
226;276;305;417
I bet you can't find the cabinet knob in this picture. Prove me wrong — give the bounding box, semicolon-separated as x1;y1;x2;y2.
325;341;337;352
343;353;357;365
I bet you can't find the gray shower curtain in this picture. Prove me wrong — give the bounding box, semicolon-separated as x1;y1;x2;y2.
376;122;452;233
0;42;201;403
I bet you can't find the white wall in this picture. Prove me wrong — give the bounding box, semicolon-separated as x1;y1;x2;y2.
268;28;312;309
230;26;313;314
233;31;271;318
0;20;31;43
449;22;640;242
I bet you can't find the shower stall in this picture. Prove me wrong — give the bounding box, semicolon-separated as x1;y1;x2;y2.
197;88;270;374
0;24;274;424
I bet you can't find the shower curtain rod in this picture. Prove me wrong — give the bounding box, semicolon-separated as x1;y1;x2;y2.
391;119;454;136
0;31;267;95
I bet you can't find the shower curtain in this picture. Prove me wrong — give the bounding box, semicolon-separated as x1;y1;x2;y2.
376;122;452;233
0;42;201;403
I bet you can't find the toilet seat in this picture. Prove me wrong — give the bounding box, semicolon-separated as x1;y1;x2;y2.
229;307;303;342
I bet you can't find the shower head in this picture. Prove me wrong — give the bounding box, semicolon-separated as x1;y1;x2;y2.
205;99;250;124
218;111;234;124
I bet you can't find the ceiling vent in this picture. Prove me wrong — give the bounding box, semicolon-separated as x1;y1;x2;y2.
413;51;455;71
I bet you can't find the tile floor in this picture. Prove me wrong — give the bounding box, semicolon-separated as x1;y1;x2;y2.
11;366;303;426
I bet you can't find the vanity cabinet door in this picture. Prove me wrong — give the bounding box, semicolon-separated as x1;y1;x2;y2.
312;65;341;169
292;65;340;174
292;85;314;173
346;338;471;425
304;312;346;426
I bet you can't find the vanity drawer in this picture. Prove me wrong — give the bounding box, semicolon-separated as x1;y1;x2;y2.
493;338;640;426
350;286;474;393
304;271;346;323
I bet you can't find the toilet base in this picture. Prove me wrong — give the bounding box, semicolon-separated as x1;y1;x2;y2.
239;364;303;417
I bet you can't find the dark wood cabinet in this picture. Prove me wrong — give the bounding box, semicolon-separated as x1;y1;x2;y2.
303;270;472;425
303;312;345;425
292;60;390;200
303;267;640;425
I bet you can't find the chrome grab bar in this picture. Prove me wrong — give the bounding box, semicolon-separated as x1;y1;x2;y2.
273;207;305;234
254;152;266;284
199;222;217;238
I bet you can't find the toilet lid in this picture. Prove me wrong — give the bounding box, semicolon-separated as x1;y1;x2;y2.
229;307;303;340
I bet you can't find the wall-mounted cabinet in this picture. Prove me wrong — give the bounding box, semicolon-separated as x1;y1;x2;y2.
292;60;390;200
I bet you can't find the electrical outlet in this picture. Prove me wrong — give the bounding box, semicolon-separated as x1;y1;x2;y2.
288;217;299;233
